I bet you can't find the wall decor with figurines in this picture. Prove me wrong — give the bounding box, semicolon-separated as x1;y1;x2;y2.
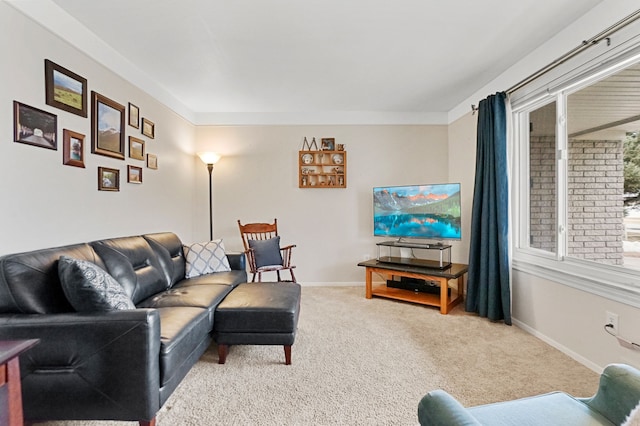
298;137;347;188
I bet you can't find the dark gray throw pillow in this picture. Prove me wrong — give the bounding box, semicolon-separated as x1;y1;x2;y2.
58;255;136;312
248;236;283;268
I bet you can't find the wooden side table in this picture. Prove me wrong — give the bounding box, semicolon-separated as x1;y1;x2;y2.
0;340;39;426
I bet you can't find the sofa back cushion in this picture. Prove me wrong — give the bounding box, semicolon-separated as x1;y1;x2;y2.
0;243;104;314
91;236;169;304
143;232;186;287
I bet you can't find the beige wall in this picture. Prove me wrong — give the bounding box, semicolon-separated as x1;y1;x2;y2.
447;112;477;264
196;125;457;284
0;2;198;255
513;271;640;371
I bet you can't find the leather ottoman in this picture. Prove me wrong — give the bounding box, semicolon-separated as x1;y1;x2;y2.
213;282;301;365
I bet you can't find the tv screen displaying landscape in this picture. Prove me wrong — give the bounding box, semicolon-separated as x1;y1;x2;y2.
373;183;461;240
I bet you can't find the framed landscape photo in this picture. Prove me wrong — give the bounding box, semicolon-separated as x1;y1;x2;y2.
128;102;139;128
98;167;119;191
127;165;142;184
91;91;125;160
146;153;158;169
62;129;85;168
128;136;145;160
13;101;57;150
45;59;87;117
142;117;155;139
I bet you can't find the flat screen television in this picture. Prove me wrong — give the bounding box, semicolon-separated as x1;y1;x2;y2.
373;183;461;240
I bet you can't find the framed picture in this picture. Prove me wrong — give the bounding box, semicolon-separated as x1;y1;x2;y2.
142;117;155;139
128;103;139;128
146;153;158;169
128;136;145;160
45;59;88;117
127;165;143;184
91;91;125;160
13;101;57;150
98;167;119;191
321;138;335;151
62;129;85;168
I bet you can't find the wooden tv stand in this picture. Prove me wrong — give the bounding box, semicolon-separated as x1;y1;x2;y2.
357;259;467;314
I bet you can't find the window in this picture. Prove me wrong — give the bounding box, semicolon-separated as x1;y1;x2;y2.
513;58;640;304
528;101;557;255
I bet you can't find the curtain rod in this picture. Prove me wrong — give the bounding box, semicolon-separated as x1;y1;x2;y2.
507;8;640;94
472;8;640;114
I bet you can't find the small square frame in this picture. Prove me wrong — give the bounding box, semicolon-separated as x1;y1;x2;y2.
98;167;119;191
128;136;145;160
321;138;335;151
127;165;143;184
62;129;85;168
142;117;155;139
128;103;140;128
146;153;158;169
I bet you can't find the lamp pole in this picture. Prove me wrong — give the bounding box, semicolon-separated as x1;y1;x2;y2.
207;163;213;241
197;152;221;241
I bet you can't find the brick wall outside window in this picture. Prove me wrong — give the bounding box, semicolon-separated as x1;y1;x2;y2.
530;138;624;265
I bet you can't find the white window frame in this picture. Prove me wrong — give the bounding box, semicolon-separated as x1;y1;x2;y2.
511;50;640;309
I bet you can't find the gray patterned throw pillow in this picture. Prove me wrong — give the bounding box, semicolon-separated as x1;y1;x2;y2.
183;239;231;278
58;255;135;311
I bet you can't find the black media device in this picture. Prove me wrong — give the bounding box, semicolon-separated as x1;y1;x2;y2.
386;277;451;295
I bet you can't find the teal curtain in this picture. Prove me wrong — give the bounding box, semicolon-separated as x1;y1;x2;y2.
465;92;511;325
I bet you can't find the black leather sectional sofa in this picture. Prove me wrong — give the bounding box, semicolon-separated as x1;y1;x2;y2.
0;232;251;425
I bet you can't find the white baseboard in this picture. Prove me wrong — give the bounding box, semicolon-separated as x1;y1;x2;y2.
512;318;603;374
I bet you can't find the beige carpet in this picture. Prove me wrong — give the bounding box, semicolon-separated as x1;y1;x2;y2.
40;286;599;426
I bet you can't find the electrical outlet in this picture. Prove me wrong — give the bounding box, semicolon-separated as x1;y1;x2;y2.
606;311;619;335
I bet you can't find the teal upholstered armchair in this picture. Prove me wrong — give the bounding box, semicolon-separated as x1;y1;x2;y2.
418;364;640;426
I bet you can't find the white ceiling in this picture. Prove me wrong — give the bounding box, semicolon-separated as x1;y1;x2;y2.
13;0;607;124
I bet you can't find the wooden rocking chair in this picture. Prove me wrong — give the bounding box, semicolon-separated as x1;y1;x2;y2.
237;219;297;282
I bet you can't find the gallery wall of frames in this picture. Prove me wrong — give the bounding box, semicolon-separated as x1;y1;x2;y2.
13;59;159;192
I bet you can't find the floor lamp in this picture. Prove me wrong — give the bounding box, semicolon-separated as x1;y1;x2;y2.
197;152;221;241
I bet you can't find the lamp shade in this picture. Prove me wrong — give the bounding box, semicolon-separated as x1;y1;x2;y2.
197;152;221;165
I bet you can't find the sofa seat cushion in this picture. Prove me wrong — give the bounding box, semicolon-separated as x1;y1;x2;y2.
214;282;301;335
173;271;247;288
137;284;233;311
156;306;212;386
469;392;615;426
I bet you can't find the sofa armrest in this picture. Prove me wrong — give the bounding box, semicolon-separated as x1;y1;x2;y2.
0;309;161;422
418;390;482;426
579;363;640;425
226;252;246;271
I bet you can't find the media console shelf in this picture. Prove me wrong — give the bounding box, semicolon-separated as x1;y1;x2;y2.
376;240;452;269
357;259;467;314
